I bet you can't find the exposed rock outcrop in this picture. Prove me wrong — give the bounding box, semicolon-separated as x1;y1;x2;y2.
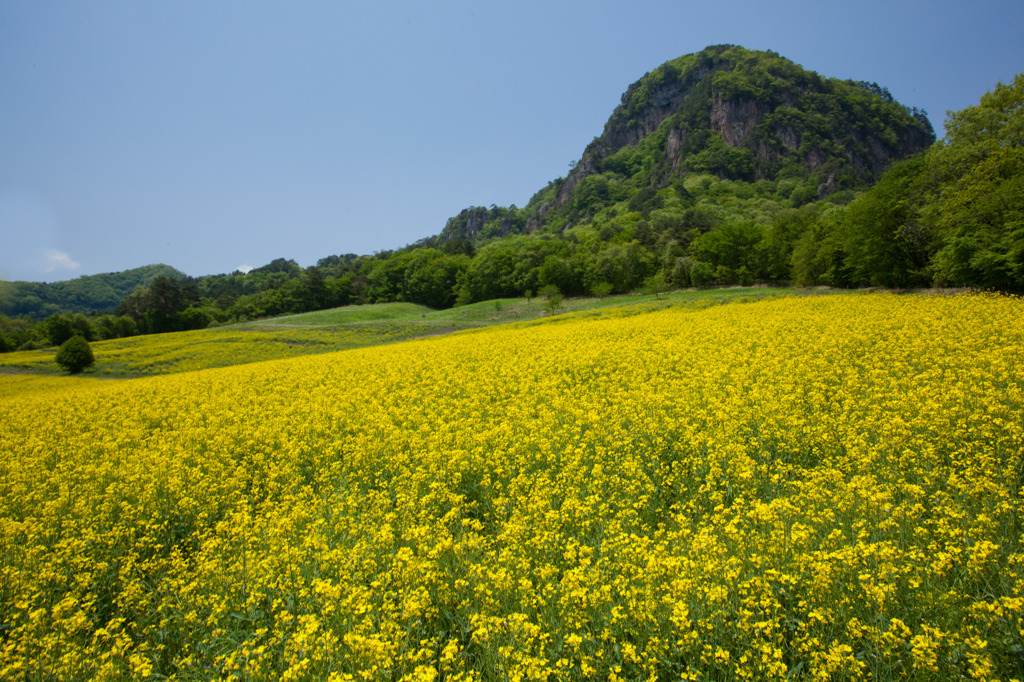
710;95;764;148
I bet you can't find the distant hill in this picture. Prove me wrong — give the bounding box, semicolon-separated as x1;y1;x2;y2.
0;264;186;320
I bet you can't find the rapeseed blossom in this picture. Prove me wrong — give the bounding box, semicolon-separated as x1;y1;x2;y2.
0;322;438;376
1;292;1022;680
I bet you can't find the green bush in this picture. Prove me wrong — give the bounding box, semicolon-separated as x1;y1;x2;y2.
539;284;561;300
55;335;95;374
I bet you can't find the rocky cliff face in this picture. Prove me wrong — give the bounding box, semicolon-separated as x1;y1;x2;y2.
436;205;527;245
709;94;765;149
552;45;935;210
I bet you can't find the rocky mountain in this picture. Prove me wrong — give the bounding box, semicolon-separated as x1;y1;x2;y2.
582;45;931;183
437;44;934;243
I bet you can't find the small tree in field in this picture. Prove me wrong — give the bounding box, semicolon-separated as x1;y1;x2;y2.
55;335;94;374
540;284;563;315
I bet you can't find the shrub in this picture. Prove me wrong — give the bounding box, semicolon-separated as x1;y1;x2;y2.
540;284;563;314
539;284;561;300
55;335;95;374
642;272;670;295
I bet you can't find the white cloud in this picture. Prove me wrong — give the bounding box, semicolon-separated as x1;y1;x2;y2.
237;264;254;274
42;249;81;274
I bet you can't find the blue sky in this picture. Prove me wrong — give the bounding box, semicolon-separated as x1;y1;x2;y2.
1;0;1022;282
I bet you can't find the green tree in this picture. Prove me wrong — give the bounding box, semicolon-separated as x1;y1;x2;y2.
689;260;716;287
44;313;96;346
326;275;353;308
689;221;765;276
925;74;1024;289
838;155;931;287
301;267;328;310
537;255;578;296
55;335;95;374
0;315;39;351
44;314;76;346
761;206;819;282
366;254;409;302
642;271;671;295
461;238;559;302
94;314;137;340
178;306;213;330
791;205;850;287
540;284;563;314
595;242;657;293
402;250;468;308
144;275;187;333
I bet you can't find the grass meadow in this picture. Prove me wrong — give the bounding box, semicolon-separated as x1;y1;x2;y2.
1;291;1022;680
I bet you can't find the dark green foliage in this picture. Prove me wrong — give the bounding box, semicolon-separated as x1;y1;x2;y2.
593;243;657;293
601;146;645;178
362;249;468;308
94;314;138;340
118;274;222;333
564;174;632;223
0;316;39;351
537;255;578;296
794;72;1023;291
627;186;663;216
688;133;755;181
689;261;716;287
539;284;563;314
145;275;187;333
459;238;564;302
837;155;931;287
251;258;302;277
926;74;1024;289
44;313;96;346
759;206;819;281
55;335;94;374
689;222;765;275
790;205;850;287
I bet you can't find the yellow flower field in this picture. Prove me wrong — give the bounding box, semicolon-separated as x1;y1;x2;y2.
1;292;1022;680
0;322;453;376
